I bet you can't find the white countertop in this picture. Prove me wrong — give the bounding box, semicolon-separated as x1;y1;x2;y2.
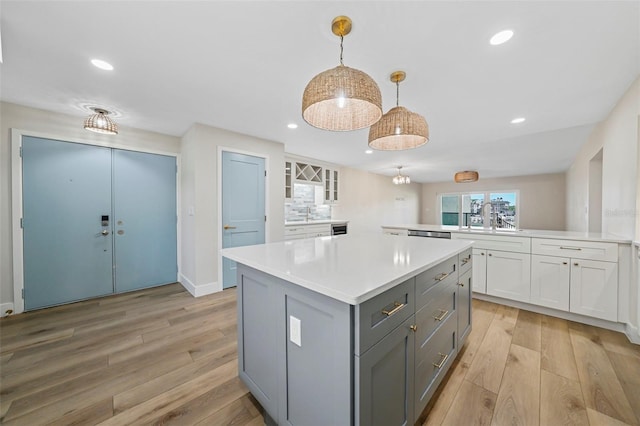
221;234;472;305
382;224;632;244
285;220;349;226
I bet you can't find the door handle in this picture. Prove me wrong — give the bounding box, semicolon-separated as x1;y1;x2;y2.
101;230;109;236
223;225;236;230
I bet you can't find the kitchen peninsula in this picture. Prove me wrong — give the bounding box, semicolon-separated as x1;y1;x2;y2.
221;234;473;425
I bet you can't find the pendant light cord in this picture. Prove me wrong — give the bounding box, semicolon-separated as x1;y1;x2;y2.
396;81;400;107
339;35;344;65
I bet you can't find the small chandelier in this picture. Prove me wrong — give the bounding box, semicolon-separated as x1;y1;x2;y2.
84;108;118;135
392;166;411;185
368;71;429;150
302;16;382;131
454;171;479;183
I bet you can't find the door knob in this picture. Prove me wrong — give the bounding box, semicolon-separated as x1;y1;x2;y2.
101;230;109;236
223;224;236;230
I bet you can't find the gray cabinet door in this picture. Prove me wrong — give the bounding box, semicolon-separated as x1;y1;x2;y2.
457;269;473;347
356;315;415;426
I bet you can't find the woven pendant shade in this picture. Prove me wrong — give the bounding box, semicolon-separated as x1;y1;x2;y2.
368;106;429;150
368;70;429;150
84;108;118;135
454;171;479;183
302;65;382;131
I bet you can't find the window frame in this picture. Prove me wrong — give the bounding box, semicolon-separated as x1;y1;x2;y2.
437;190;520;229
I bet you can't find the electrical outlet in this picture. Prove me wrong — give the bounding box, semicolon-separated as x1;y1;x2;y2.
290;315;301;347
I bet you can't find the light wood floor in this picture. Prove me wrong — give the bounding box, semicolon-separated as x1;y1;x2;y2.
1;284;638;425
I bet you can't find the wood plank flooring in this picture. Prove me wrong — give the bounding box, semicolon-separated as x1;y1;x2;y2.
1;284;639;425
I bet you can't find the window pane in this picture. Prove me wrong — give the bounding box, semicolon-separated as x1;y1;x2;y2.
441;195;460;225
467;194;485;227
490;192;517;229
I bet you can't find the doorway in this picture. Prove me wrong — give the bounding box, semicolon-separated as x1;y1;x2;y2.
20;136;177;310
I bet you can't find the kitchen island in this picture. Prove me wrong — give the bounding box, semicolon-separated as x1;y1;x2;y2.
221;234;473;425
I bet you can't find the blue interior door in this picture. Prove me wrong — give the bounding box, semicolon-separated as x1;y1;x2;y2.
222;151;266;288
113;150;177;292
22;136;114;310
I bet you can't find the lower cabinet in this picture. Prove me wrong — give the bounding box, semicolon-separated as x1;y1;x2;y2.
530;254;570;310
486;250;531;303
472;249;487;293
570;259;618;321
284;224;331;240
457;269;472;346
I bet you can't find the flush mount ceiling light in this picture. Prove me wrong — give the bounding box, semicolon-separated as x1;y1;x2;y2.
368;71;429;151
490;30;514;46
287;123;298;129
83;108;118;135
392;166;411;185
454;170;479;183
510;117;526;124
91;59;114;71
302;16;382;131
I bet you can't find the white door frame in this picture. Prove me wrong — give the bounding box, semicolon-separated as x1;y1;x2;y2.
217;146;269;291
11;128;181;314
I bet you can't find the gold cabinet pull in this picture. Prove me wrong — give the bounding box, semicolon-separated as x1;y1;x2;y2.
410;324;417;332
223;224;237;230
461;257;470;264
433;309;449;321
382;302;405;317
433;352;449;369
435;272;449;281
458;282;465;287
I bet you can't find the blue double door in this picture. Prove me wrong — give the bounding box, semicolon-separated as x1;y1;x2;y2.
22;136;177;310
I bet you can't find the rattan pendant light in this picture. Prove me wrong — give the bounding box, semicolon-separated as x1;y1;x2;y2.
84;108;118;135
368;71;429;150
302;16;382;131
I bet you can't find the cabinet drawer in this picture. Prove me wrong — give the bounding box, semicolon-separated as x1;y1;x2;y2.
284;227;308;236
382;227;409;236
531;238;618;262
414;313;457;418
458;249;472;275
415;278;457;347
452;233;531;253
415;255;457;307
355;278;415;355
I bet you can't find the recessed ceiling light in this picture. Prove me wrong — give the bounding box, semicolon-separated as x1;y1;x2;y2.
91;59;114;71
287;123;298;129
511;117;526;124
365;150;373;154
490;30;514;46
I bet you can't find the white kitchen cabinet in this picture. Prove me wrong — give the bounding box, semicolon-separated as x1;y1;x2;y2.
381;227;409;236
486;250;531;303
284;224;331;240
324;168;339;204
472;249;487;294
569;259;618;321
530;254;570;310
285;161;293;200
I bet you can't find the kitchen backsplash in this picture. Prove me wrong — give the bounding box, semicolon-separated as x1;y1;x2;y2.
285;183;331;222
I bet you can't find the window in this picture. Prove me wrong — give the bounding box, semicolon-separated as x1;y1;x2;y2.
439;191;518;229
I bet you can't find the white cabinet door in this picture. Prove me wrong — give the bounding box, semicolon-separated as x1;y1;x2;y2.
472;249;487;294
531;254;570;310
570;259;618;321
486;250;531;303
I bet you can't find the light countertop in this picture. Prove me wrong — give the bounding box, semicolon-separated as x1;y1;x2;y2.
221;234;472;305
285;220;349;226
382;224;632;244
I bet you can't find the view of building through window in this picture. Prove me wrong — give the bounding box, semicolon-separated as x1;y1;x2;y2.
441;191;518;229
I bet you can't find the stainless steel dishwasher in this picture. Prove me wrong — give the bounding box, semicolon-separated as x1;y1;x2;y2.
407;229;451;239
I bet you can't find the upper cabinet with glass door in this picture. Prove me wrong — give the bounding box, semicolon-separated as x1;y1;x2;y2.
324;168;339;204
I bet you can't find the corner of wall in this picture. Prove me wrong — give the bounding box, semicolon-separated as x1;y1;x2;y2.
179;273;220;297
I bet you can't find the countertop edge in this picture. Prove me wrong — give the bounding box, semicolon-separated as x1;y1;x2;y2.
285;220;349;226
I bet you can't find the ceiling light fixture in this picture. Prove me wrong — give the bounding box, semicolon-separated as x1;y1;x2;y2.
510;117;526;124
392;166;411;185
91;59;114;71
490;30;514;46
83;108;118;135
302;16;382;131
368;71;429;151
454;171;479;183
287;123;298;129
365;149;373;154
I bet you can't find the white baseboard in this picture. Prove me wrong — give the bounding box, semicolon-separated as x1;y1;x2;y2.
179;274;219;297
625;323;640;345
0;303;15;317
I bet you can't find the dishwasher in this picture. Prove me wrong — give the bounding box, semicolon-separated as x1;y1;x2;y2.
407;229;451;239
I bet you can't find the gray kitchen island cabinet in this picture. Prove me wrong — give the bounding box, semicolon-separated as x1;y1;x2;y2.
222;234;473;426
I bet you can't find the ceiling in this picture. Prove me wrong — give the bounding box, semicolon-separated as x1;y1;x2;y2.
1;1;638;183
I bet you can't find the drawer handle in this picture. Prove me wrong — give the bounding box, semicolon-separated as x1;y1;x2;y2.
433;352;449;369
435;272;449;281
433;309;449;321
461;258;470;265
562;262;568;265
574;262;579;266
382;302;405;317
458;282;464;287
560;246;582;251
410;324;417;332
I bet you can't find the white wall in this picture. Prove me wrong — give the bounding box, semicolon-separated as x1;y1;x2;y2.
332;168;422;235
420;173;567;230
179;123;285;295
566;77;639;238
0;102;180;309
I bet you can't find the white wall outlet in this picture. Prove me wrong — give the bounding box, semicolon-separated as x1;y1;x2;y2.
289;315;302;347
